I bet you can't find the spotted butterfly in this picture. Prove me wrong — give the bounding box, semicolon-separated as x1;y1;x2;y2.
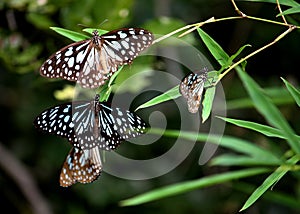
33;94;146;150
60;147;102;187
40;28;154;88
179;69;208;113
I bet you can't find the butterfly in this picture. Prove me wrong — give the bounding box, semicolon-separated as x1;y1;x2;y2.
179;70;208;113
60;147;102;187
40;28;154;88
33;94;146;151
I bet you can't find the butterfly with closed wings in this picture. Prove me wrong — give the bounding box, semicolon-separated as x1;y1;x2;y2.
180;69;208;113
60;147;102;187
40;28;154;88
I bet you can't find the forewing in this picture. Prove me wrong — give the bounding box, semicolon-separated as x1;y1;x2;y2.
59;147;102;187
33;103;76;142
98;104;147;150
101;28;154;66
40;40;91;82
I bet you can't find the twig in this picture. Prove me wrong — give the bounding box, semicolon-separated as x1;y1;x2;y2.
276;0;287;24
231;0;247;17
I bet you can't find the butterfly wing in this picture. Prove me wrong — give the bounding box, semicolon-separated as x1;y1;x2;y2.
40;28;153;89
40;39;92;83
75;102;146;150
187;80;205;113
33;103;77;142
77;28;154;88
71;99;105;149
34;96;146;151
101;28;154;65
97;103;146;150
59;147;102;187
180;72;207;113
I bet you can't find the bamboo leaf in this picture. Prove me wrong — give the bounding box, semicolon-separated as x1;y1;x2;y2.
229;44;251;62
135;85;180;111
218;117;300;141
240;155;300;211
120;168;270;206
281;77;300;107
237;69;300;154
197;28;230;67
211;154;282;166
50;27;89;41
149;128;281;162
202;87;215;123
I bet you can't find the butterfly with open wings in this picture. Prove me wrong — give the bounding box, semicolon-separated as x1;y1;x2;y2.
40;28;154;88
33;94;146;151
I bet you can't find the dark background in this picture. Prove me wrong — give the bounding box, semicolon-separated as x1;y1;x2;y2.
0;0;299;213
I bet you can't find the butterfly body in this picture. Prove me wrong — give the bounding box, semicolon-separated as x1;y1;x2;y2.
40;28;154;88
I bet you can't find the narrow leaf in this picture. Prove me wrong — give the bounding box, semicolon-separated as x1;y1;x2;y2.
211;154;282;166
82;28;108;35
237;68;300;154
197;28;230;67
227;86;294;110
149;128;281;162
120;168;270;206
202;87;215;123
277;6;300;16
135;85;180;111
281;77;300;107
218;117;300;141
50;27;89;41
229;44;251;62
235;182;300;210
240;155;300;211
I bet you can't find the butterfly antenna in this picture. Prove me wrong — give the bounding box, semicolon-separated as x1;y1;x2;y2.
98;19;109;27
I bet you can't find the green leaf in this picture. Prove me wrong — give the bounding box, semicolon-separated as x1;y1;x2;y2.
229;44;251;62
281;77;300;107
50;27;89;41
108;66;123;87
82;28;108;35
197;28;230;67
135;85;181;111
120;168;270;206
218;117;300;141
278;6;300;16
237;69;300;154
240;155;300;211
211;154;282;166
149;128;281;162
202;86;215;123
227;87;294;110
235;182;300;210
